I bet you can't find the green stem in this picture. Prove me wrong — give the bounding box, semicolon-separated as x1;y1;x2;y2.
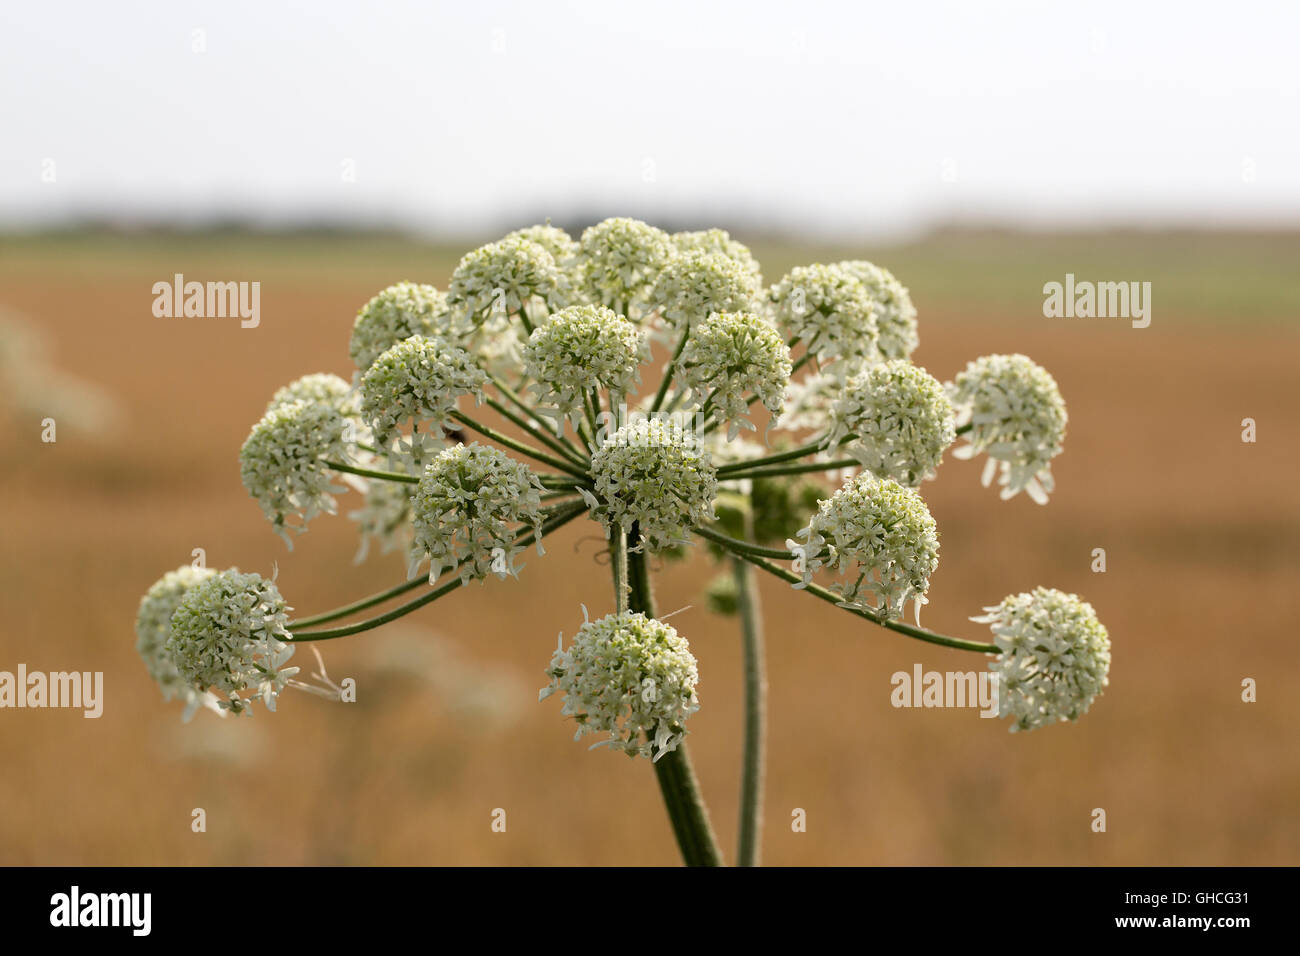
721;457;860;481
650;326;692;413
693;525;999;653
451;410;589;479
324;460;418;483
715;434;834;475
484;394;589;467
625;528;724;867
288;502;588;639
733;502;766;867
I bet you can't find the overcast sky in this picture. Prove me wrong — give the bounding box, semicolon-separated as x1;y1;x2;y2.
3;0;1298;238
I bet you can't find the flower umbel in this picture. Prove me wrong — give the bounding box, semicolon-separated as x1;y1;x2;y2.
239;399;351;546
410;443;545;584
447;236;566;330
350;282;453;372
359;335;488;445
166;569;298;715
949;353;1068;504
540;609;700;761
791;472;940;620
586;418;718;551
770;263;880;369
827;359;956;487
523;304;649;433
836;260;918;360
135;565;222;719
975;587;1111;732
576;217;674;318
677;310;791;440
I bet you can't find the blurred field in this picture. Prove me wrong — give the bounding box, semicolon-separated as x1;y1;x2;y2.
0;227;1297;866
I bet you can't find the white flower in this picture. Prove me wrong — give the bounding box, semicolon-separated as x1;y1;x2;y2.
447;236;566;329
576;217;674;318
791;471;939;620
836;260;918;360
266;372;357;416
672;228;763;291
135;566;225;720
974;587;1111;732
409;443;545;584
239;399;351;546
166;569;299;715
586;418;718;551
948;353;1067;504
648;252;761;335
770;264;880;368
505;223;579;263
827;359;956;487
541;609;699;761
523;304;650;432
677;311;791;440
359;336;488;444
351;283;453;371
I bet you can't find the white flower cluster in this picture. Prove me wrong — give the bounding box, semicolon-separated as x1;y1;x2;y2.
135;566;224;719
974;587;1111;732
576;217;674;318
790;472;939;620
359;336;488;444
677;311;791;440
447;236;566;329
769;263;881;368
240;399;350;546
540;609;699;760
505;223;579;263
166;569;299;715
648;251;760;335
266;372;357;416
835;260;919;360
948;353;1067;504
827;360;956;487
585;418;718;551
673;228;763;290
350;283;452;371
523;304;649;432
409;443;545;584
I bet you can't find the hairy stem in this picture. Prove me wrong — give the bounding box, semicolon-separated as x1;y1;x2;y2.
624;527;724;867
451;411;589;479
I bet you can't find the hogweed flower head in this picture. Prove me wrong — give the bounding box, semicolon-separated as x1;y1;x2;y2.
586;418;718;551
166;569;298;715
409;443;545;584
791;472;939;620
540;609;700;761
828;359;956;487
576;217;674;318
359;335;488;444
447;236;565;329
135;566;223;719
350;283;453;371
523;304;649;432
949;353;1067;504
240;399;350;546
266;372;358;417
974;587;1111;732
836;260;919;360
648;251;760;335
770;263;881;368
677;310;791;440
505;223;579;263
673;228;762;290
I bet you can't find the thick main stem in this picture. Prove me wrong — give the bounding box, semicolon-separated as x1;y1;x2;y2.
624;526;724;867
733;500;766;867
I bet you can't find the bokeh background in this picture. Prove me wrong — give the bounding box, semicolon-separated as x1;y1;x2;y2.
1;1;1297;865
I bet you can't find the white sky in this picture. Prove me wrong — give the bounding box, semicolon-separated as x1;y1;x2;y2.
2;0;1298;238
